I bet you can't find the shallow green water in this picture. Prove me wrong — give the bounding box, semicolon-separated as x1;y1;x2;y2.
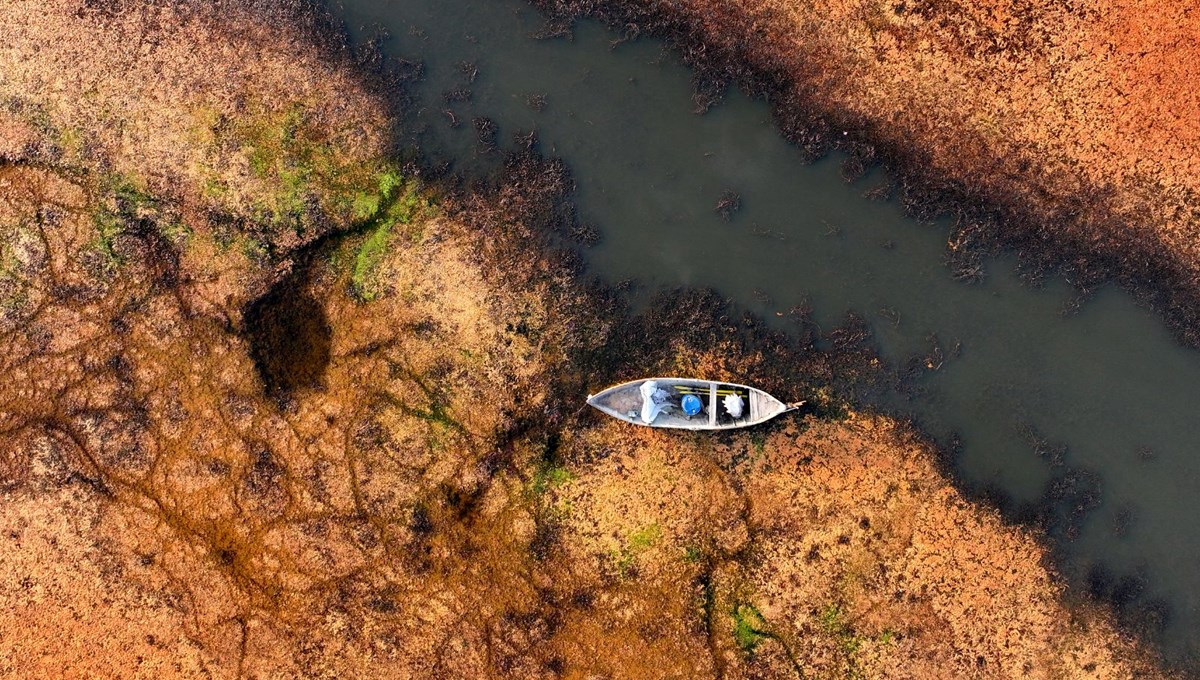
336;0;1200;659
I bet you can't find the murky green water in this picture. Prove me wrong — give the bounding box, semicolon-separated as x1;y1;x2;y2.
336;0;1200;659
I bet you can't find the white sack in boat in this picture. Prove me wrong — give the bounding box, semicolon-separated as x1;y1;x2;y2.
640;380;671;423
723;393;744;418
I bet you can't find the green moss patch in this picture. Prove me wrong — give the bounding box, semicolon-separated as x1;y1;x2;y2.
87;173;168;270
611;523;663;576
194;102;410;236
732;603;772;653
341;167;431;302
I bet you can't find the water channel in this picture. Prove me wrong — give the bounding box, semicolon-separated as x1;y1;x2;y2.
335;0;1200;660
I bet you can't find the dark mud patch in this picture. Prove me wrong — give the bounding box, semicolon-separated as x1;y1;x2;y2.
244;283;332;398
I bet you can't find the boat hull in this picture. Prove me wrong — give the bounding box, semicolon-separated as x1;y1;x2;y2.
586;377;797;430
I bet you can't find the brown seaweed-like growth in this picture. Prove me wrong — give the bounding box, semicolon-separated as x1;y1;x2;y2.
715;189;742;221
547;415;1170;678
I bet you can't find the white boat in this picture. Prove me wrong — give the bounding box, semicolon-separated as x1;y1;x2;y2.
586;377;801;430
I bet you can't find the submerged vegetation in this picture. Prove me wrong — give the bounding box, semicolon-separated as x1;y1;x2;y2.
0;0;1183;678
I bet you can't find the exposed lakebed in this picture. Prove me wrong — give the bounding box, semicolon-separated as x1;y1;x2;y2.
336;0;1200;660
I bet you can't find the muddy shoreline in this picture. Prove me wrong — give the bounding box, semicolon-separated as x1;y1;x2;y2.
529;0;1200;350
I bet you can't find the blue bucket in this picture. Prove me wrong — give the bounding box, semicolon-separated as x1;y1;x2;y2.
681;393;702;416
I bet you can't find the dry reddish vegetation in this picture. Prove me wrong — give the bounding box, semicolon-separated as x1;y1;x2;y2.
0;0;390;249
0;0;1181;677
552;416;1167;678
0;477;215;677
535;0;1200;341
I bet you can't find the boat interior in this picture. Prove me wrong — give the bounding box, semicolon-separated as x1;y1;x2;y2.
591;380;754;428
